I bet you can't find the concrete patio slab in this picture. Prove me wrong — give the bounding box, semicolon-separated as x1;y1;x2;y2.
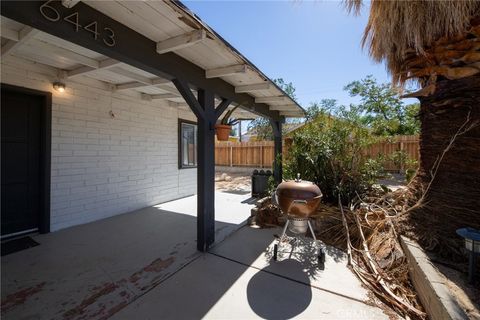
210;226;370;302
156;191;255;227
1;191;253;320
112;249;387;320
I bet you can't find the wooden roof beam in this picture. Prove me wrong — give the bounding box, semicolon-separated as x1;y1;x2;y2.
255;96;288;103
280;112;304;118
269;105;298;111
206;64;247;79
25;38;99;68
67;58;121;78
115;77;171;91
108;66;155;85
141;93;177;101
235;82;270;93
61;0;80;8
1;26;38;57
156;29;206;54
1;26;19;41
1;1;284;121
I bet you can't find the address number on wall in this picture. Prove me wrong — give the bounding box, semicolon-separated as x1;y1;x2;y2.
39;0;115;47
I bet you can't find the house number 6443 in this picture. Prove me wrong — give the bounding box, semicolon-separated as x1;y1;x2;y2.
39;0;115;47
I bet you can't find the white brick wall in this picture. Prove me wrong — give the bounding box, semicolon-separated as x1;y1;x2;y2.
1;56;197;231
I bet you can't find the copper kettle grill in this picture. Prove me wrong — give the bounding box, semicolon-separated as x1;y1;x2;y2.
272;174;325;264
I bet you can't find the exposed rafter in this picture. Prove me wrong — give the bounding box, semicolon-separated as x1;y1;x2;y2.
156;84;181;95
109;67;155;85
150;93;178;100
235;82;270;93
279;111;304;118
1;1;283;120
141;93;178;101
269;105;298;111
67;58;121;78
1;26;38;57
115;82;144;91
156;29;206;54
115;78;171;91
24;38;99;67
255;96;287;103
206;64;247;79
1;26;19;41
61;0;80;8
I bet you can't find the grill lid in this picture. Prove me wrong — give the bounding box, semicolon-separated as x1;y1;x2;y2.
276;174;322;200
275;174;323;217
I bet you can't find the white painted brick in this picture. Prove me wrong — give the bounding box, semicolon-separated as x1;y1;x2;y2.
2;56;198;231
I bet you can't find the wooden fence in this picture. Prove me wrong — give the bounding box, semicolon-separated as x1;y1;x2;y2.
215;141;276;168
363;135;419;171
215;135;419;172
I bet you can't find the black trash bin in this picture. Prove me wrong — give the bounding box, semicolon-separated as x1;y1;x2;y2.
251;170;272;198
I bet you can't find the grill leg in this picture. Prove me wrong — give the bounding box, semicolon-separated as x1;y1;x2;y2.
307;220;316;241
277;219;289;251
279;219;289;242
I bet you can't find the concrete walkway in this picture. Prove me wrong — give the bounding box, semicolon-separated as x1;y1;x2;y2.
2;191;388;319
1;191;254;320
113;226;388;320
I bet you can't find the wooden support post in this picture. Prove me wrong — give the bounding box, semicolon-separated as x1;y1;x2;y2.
173;78;231;252
270;119;284;184
197;89;216;251
238;121;242;142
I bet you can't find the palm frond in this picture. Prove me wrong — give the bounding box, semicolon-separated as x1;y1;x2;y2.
345;0;480;86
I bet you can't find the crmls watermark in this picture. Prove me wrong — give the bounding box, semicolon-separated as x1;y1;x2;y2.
335;309;373;319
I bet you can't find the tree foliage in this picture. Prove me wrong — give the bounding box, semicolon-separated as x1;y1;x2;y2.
305;99;337;121
344;75;420;135
248;75;420;141
284;107;382;204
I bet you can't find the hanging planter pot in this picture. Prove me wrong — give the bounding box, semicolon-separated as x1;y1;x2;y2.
215;124;232;141
216;105;239;141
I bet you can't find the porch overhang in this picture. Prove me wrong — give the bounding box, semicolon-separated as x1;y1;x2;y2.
0;0;304;120
1;0;299;252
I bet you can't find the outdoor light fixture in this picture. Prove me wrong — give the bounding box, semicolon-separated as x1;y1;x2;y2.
53;82;66;93
456;227;480;283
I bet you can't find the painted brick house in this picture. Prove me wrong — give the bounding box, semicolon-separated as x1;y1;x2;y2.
1;0;304;250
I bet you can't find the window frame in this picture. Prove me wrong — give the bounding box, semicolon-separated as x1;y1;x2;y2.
178;118;198;169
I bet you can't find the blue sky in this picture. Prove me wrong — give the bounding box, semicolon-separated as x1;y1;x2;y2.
184;0;391;108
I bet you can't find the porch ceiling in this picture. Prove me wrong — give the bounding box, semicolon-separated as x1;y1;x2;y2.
0;1;305;119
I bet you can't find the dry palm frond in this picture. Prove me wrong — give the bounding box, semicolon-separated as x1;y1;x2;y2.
253;117;477;318
344;0;480;86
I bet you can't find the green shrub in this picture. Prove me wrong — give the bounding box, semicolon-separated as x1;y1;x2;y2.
283;108;383;204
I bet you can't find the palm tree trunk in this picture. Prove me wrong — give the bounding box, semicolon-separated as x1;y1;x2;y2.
406;74;480;258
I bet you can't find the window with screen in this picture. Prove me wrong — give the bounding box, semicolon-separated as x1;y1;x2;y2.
179;119;197;168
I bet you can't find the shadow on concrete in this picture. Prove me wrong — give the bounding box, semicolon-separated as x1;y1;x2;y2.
247;259;312;319
264;235;324;278
109;227;278;319
241;196;258;204
221;189;251;195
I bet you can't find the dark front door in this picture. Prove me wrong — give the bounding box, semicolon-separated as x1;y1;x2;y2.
1;89;44;236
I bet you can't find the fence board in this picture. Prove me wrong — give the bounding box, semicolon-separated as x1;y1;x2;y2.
215;135;419;171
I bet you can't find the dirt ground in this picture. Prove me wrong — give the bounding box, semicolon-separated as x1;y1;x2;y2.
434;262;480;319
376;173;407;191
215;172;251;193
214;172;408;193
